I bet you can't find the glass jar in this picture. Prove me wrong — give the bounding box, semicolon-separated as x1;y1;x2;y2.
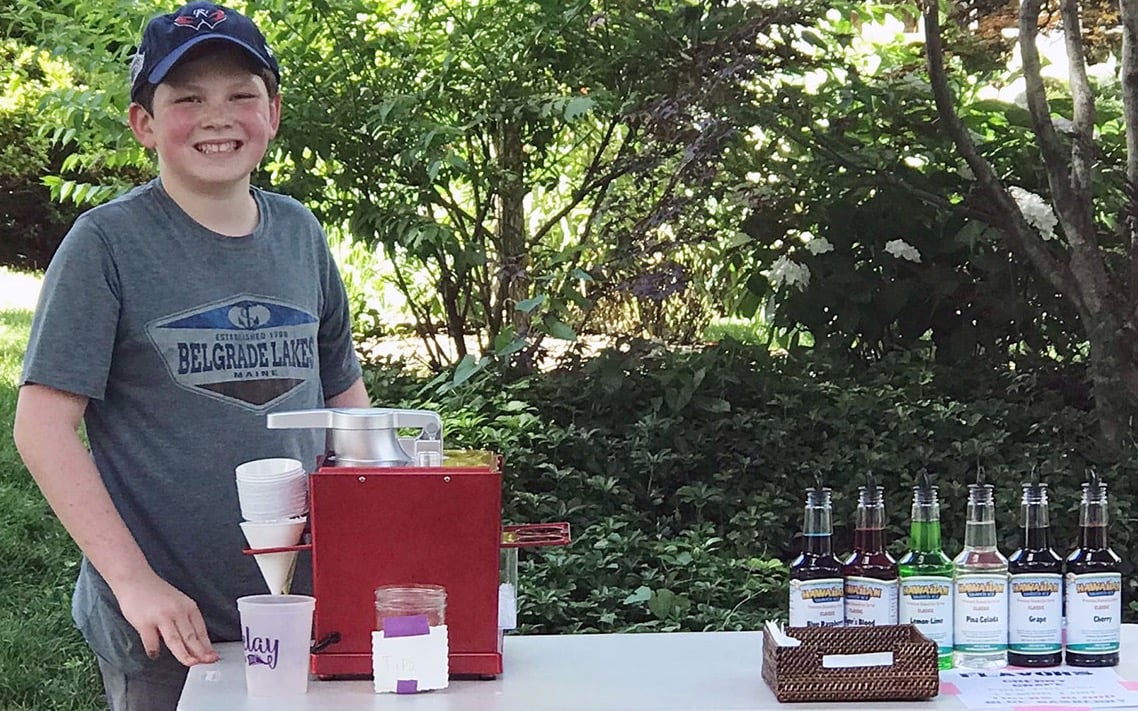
374;584;446;630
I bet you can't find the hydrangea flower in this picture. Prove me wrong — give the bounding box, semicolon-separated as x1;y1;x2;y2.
766;255;811;291
1008;186;1059;241
804;236;834;255
884;239;922;263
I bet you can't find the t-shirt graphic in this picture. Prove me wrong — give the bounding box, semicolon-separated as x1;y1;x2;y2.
147;295;319;410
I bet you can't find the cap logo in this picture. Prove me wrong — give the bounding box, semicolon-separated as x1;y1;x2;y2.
173;7;228;31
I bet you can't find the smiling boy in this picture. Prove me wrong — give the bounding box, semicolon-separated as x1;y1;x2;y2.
13;3;369;710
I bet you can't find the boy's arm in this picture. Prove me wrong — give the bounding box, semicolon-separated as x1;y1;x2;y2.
13;384;219;667
325;376;369;408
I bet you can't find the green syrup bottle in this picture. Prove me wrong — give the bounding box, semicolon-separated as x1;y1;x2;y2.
898;471;954;670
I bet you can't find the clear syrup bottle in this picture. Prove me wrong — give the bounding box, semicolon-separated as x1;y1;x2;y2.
1007;471;1063;666
788;476;844;628
898;471;954;669
842;472;899;626
952;470;1008;669
1065;470;1121;666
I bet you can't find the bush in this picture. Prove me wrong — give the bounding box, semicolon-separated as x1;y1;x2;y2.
0;40;85;269
359;340;1137;630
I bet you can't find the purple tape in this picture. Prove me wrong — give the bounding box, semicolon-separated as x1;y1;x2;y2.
396;679;419;694
382;614;430;638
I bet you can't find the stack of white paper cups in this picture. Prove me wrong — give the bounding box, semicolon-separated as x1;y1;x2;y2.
235;458;309;595
235;458;308;521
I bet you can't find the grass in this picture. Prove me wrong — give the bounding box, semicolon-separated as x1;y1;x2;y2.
0;268;105;710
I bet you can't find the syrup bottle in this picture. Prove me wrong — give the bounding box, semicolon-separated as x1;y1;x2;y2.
1007;470;1063;667
952;469;1008;669
842;472;899;626
1065;470;1122;667
898;470;954;669
788;475;844;628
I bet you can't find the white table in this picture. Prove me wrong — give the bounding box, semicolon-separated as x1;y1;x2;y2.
179;627;1138;710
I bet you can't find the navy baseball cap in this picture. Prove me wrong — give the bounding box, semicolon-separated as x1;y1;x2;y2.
129;1;280;103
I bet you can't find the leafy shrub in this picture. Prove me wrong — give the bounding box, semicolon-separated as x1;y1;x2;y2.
0;40;85;269
361;339;1138;630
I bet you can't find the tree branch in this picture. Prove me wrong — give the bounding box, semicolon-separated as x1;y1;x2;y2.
1060;0;1096;201
920;0;1074;304
1020;0;1115;320
1018;0;1075;205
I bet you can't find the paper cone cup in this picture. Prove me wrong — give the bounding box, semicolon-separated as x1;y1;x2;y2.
240;518;306;548
240;519;306;595
253;551;299;595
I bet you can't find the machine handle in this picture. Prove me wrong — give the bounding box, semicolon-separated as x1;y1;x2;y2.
501;522;571;548
267;409;336;430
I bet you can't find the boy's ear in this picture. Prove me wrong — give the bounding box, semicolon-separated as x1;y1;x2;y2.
128;103;158;150
268;92;282;139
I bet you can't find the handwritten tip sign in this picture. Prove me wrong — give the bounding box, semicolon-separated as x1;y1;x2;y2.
372;623;449;694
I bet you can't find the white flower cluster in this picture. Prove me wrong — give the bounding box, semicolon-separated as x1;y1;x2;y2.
766;255;811;291
1008;186;1059;241
884;239;922;263
804;236;834;255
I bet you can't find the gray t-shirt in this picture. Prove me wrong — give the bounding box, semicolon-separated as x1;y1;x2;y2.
21;179;362;672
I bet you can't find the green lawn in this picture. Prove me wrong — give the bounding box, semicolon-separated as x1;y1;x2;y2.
0;269;105;710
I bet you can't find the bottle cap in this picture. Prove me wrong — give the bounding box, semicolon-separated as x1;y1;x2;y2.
913;469;938;506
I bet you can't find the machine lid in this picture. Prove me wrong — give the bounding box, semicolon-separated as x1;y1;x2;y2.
268;407;442;434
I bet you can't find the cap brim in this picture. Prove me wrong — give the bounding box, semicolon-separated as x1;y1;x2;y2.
147;34;274;86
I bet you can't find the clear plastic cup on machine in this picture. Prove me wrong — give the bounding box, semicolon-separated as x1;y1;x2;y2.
499;548;518;630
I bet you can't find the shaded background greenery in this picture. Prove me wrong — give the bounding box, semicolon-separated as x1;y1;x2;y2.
5;273;1134;708
4;0;1137;707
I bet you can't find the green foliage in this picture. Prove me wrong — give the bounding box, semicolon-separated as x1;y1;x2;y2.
729;1;1089;362
0;297;102;709
269;0;814;359
3;263;1136;707
11;0;831;362
353;337;1135;633
5;0;156;199
520;522;787;633
0;39;85;268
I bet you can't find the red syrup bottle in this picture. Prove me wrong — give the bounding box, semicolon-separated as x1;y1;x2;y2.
842;472;899;626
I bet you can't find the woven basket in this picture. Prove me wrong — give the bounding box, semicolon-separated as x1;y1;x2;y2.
761;624;939;703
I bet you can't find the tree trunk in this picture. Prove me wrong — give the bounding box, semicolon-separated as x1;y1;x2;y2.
495;118;531;343
921;0;1138;460
1084;314;1138;460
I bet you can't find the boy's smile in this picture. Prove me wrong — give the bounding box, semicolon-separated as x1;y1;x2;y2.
129;47;280;203
198;141;240;154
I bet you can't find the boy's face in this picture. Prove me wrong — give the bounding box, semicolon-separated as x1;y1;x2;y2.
129;46;281;198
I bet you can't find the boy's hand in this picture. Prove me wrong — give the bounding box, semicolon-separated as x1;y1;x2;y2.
114;572;220;667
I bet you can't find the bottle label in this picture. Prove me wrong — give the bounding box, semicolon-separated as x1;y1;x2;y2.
953;573;1008;653
1065;572;1121;654
844;576;898;626
789;578;844;628
899;575;953;656
1008;573;1062;654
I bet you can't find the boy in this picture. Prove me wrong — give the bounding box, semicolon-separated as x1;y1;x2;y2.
12;3;370;709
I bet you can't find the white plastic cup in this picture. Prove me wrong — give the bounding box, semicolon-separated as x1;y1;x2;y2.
237;594;315;697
